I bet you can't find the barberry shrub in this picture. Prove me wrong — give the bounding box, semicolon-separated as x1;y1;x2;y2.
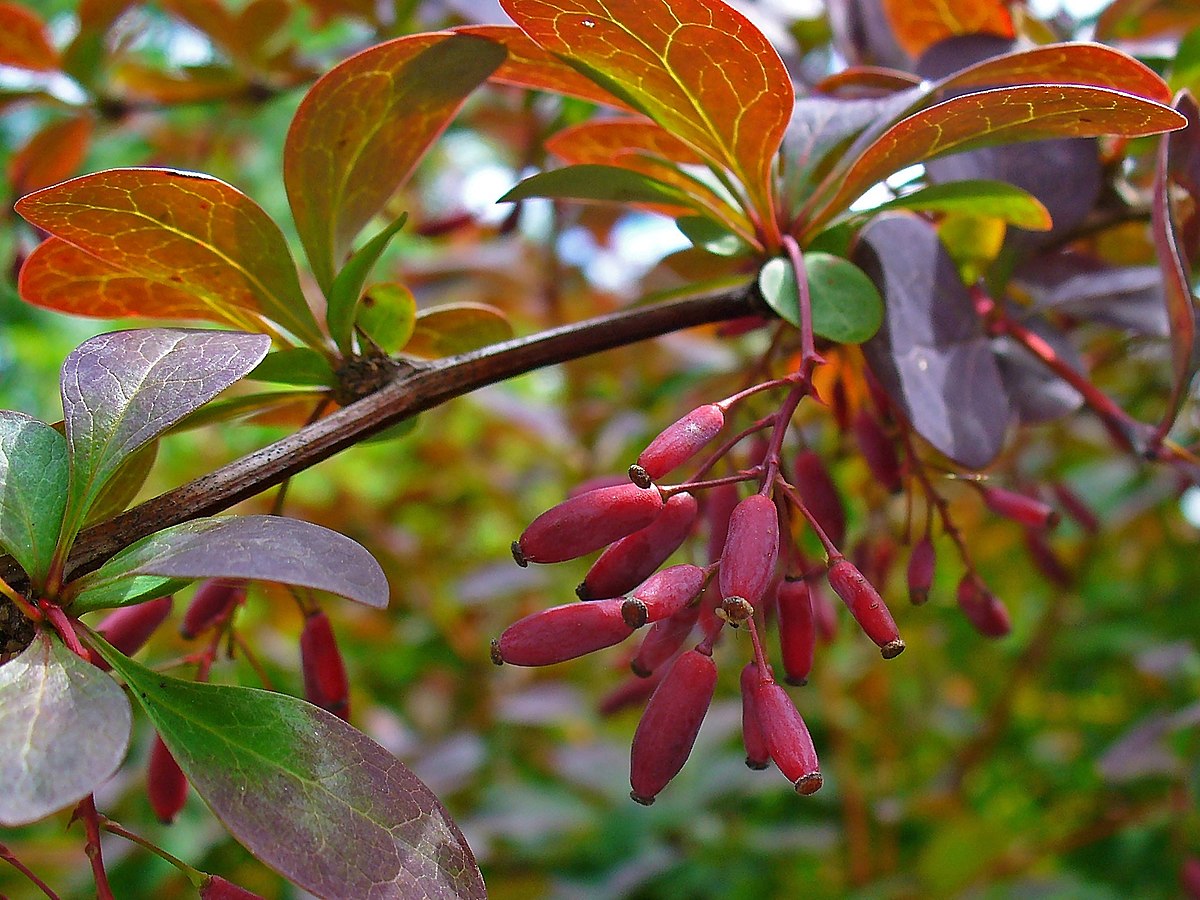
2;0;1200;897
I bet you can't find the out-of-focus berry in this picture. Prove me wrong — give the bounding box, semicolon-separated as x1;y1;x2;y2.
793;450;845;546
93;596;172;671
776;578;815;685
906;537;936;606
956;575;1012;638
147;735;187;824
180;579;246;639
301;610;350;721
981;485;1059;530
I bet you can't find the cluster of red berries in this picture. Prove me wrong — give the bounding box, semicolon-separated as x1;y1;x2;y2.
492;377;1077;805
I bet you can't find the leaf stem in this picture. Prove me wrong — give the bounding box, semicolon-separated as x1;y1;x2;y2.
0;841;62;899
72;795;115;900
97;817;205;886
781;235;825;387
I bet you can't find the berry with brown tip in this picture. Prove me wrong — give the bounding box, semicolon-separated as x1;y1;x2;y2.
955;575;1012;638
793;450;845;546
906;537;936;606
718;493;780;609
493;597;638;666
752;678;822;794
826;559;904;658
740;661;770;769
636;404;725;481
513;484;664;566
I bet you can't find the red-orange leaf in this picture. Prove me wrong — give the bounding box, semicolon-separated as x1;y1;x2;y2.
15;169;322;344
0;2;59;71
804;85;1187;237
455;25;631;109
284;33;504;292
8;116;93;197
500;0;792;236
1096;0;1200;41
880;0;1012;58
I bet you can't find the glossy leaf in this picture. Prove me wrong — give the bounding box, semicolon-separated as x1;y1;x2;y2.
326;213;409;355
8;116;93;197
248;348;336;387
15;169;322;345
405;303;514;358
758;254;884;344
500;0;793;224
675;217;746;257
879;0;1012;58
284;33;504;291
857;213;1011;469
356;283;417;354
68;514;389;613
500;164;698;210
0;412;68;587
0;2;59;70
93;641;484;899
1013;253;1168;336
59;329;270;546
805;85;1186;236
991;315;1084;425
0;634;131;826
859;180;1052;230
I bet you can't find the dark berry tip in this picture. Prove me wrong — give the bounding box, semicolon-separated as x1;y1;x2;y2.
909;590;929;607
745;757;770;771
621;598;649;629
575;581;592;601
795;772;823;795
880;638;906;660
489;639;505;666
629;790;655;806
630;660;652;678
628;464;652;489
511;540;528;567
783;675;808;687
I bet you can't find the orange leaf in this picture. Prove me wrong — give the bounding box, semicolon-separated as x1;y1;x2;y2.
15;169;322;344
500;0;792;235
1096;0;1200;40
110;61;249;105
9;116;94;197
0;2;59;71
405;303;513;358
804;85;1188;237
284;33;504;292
880;0;1013;58
456;25;631;109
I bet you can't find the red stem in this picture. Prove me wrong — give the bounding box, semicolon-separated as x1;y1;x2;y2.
74;795;114;900
0;842;62;899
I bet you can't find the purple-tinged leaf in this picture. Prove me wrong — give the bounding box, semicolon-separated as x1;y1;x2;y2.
68;515;388;613
92;640;483;899
991;314;1084;424
59;329;270;547
0;412;67;588
1013;252;1169;337
857;213;1011;468
0;633;131;826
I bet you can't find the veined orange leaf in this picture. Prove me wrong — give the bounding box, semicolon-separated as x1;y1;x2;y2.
284;33;504;293
15;169;322;345
500;0;792;237
803;85;1188;238
8;116;93;197
0;2;59;71
880;0;1012;58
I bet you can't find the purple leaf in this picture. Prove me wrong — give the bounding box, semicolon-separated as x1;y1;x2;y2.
857;213;1012;468
59;329;270;545
991;315;1084;424
0;633;131;826
94;641;483;899
1013;252;1169;337
69;515;388;613
0;411;68;587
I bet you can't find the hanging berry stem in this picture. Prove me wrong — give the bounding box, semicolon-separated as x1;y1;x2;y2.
781;235;826;388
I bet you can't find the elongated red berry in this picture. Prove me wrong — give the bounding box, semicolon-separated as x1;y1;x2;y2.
634;404;725;483
719;494;780;608
630;603;699;677
776;578;815;685
793;450;846;546
981;486;1059;530
93;596;173;671
300;610;350;720
493;598;637;666
906;537;936;606
577;493;699;600
180;579;246;639
705;482;740;564
513;484;664;566
599;668;665;716
200;875;266;899
147;734;187;824
852;409;901;494
1181;857;1200;898
826;559;904;658
625;564;705;624
629;648;717;804
1023;529;1072;587
810;581;838;643
740;661;769;769
752;679;822;794
956;575;1011;637
1052;482;1100;534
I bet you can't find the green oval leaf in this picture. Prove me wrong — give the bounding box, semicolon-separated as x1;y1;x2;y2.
758;253;884;344
357;282;417;354
0;633;131;826
855;179;1053;230
92;640;484;899
500;163;697;209
0;412;68;587
248;348;336;388
675;216;747;256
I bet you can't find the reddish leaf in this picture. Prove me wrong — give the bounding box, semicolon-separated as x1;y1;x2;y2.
8;116;94;197
879;0;1013;58
500;0;793;232
284;33;504;291
0;2;59;71
15;169;322;345
455;25;632;108
805;85;1187;236
1096;0;1200;41
405;303;513;358
110;61;249;105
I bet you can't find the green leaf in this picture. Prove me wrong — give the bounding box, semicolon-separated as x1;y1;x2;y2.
0;633;131;826
852;180;1053;230
405;303;513;358
675;216;747;256
356;283;417;354
500;164;698;208
92;639;485;899
326;213;409;355
758;253;884;344
84;441;158;527
248;348;336;387
0;412;68;587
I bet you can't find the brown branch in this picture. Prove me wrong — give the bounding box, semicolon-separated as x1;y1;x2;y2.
39;284;760;584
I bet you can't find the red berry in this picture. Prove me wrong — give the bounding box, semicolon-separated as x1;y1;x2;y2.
718;494;780;608
906;537;936;606
93;596;173;671
514;484;664;566
852;409;901;494
704;482;740;564
577;492;699;600
493;598;638;666
1051;482;1100;534
636;404;725;481
955;575;1012;638
981;486;1059;530
180;579;245;639
301;610;350;721
826;559;904;658
776;578;815;686
810;581;839;643
630;603;699;677
740;661;770;769
1023;529;1072;588
625;564;706;624
147;734;187;824
598;668;665;716
199;875;266;899
1181;856;1200;899
793;450;845;546
752;679;822;794
629;648;717;804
